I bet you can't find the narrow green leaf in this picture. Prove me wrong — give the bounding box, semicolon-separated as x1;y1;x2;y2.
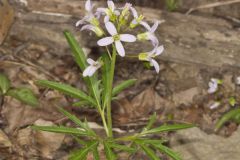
32;125;87;136
103;141;117;160
112;79;137;97
110;143;136;153
215;109;240;131
0;73;11;95
73;101;91;107
139;144;160;160
64;31;101;108
6;88;38;107
139;139;166;145
58;108;85;128
101;53;111;108
152;143;182;160
64;31;87;71
144;112;157;131
92;144;100;160
69;141;98;160
144;124;194;135
36;80;96;106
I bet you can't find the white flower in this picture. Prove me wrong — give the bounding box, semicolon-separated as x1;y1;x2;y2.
208;78;219;94
129;7;145;28
83;58;101;77
209;101;220;110
139;45;164;73
97;0;120;23
81;24;104;37
236;76;240;85
76;0;96;27
138;20;164;46
97;22;136;57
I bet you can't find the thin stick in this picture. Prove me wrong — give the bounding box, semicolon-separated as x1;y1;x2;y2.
186;0;240;15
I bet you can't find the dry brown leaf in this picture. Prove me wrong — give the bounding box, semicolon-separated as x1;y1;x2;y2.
0;0;14;45
33;119;65;159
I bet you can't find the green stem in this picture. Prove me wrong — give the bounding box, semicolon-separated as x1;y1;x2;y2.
100;111;109;137
106;46;117;137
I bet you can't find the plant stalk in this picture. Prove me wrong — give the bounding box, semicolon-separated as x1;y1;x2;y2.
106;46;117;137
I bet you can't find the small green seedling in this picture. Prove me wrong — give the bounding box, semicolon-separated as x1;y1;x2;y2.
0;73;38;107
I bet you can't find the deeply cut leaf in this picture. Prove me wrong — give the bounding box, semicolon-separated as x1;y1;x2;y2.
112;79;137;97
58;108;96;136
0;73;11;95
69;141;99;160
103;141;117;160
32;125;88;136
139;144;160;160
152;143;182;160
7;88;38;107
36;80;96;106
143;123;194;135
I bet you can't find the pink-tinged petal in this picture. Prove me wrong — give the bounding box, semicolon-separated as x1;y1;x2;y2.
88;66;98;76
104;16;110;23
107;0;115;11
150;21;159;33
87;58;95;65
105;22;117;36
150;59;160;73
76;17;87;27
131;19;137;25
81;25;94;31
130;7;138;18
148;34;159;46
156;45;164;56
97;8;107;14
120;34;136;42
83;66;91;77
115;41;125;57
140;21;151;31
97;37;114;46
85;0;92;12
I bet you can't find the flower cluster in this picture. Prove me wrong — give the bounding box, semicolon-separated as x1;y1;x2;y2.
76;0;164;77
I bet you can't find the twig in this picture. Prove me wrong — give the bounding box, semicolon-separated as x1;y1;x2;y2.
186;0;240;15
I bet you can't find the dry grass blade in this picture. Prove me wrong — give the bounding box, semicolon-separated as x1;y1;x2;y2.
186;0;240;15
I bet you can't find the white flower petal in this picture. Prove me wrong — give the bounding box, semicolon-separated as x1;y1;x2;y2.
76;17;87;27
107;0;115;11
104;16;110;23
97;37;114;46
88;66;98;77
115;41;125;57
131;19;138;25
83;66;91;77
148;34;159;46
120;34;136;42
81;24;94;31
105;22;117;36
87;58;95;65
130;7;138;18
140;21;151;31
97;8;107;14
85;0;92;12
156;45;164;56
150;21;159;33
150;59;160;73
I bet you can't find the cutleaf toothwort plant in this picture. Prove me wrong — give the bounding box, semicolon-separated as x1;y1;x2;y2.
33;1;194;159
